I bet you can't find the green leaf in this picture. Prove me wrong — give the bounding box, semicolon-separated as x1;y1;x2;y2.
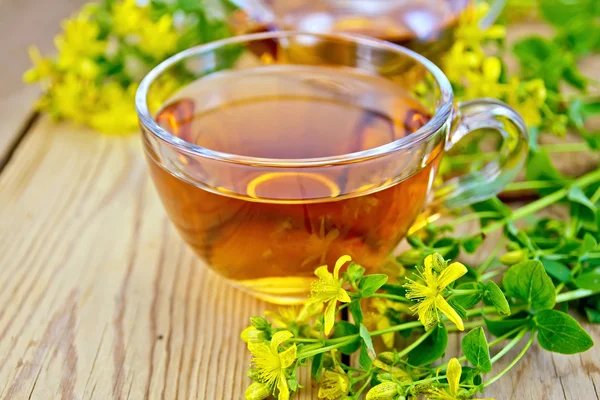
568;186;597;215
349;300;363;325
585;307;600;323
540;0;597;27
503;260;556;310
484;281;511;316
407;325;448;366
583;233;598;252
311;353;324;382
462;327;492;373
462;234;485;254
485;317;531;337
535;310;594;354
453;283;484;309
471;197;511;225
359;275;388;297
525;150;565;196
359;324;376;360
448;298;467;319
332;321;360;354
541;259;572;282
359;344;373;371
574;268;600;291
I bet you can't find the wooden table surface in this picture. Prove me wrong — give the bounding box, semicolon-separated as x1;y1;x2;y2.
1;2;599;399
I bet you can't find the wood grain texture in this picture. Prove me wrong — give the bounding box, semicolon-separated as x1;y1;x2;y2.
0;118;597;400
0;0;88;162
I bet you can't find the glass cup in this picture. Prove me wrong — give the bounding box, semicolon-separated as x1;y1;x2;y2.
228;0;506;61
136;32;527;304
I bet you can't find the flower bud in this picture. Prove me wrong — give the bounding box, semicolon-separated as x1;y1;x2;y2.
424;253;446;272
250;316;269;330
397;249;423;266
240;326;266;343
378;352;397;365
245;382;271;400
366;381;398;400
499;249;527;265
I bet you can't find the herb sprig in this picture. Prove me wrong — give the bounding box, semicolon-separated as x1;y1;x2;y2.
241;1;600;399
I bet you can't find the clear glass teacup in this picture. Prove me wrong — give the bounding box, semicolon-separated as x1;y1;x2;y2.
136;32;527;304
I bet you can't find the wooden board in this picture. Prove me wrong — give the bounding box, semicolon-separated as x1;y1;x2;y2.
0;118;598;399
0;0;88;163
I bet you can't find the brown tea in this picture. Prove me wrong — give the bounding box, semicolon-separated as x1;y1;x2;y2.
229;0;470;60
146;65;442;302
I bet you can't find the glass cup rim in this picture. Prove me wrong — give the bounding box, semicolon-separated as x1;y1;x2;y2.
135;30;454;168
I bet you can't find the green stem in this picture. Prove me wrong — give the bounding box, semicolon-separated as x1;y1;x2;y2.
370;321;423;337
490;327;528;363
482;168;600;234
447;319;484;332
395;330;434;359
591;186;600;203
371;293;410;303
448;211;502;227
297;337;358;360
480;269;503;281
478;242;502;275
291;338;320;343
556;288;597;303
483;332;535;388
351;372;371;383
504;180;564;192
354;376;372;397
541;142;590;153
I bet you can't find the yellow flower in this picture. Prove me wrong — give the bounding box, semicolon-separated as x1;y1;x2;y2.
55;15;105;69
504;77;547;127
112;0;147;36
404;253;467;331
308;255;353;335
364;298;410;349
266;302;323;328
428;358;494;400
245;381;271;400
139;14;178;59
87;83;139;135
454;3;505;48
248;330;297;400
318;369;350;400
463;57;505;100
23;46;55;83
442;42;483;84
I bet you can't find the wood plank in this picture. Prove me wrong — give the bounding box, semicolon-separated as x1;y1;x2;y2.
0;118;598;399
0;0;88;162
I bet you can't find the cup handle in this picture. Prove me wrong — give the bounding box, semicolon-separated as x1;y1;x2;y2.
431;98;528;210
479;0;506;29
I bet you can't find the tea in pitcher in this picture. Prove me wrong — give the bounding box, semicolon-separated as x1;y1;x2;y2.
146;65;442;302
229;0;471;60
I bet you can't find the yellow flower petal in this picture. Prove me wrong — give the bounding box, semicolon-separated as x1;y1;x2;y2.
278;344;297;369
324;299;337;335
447;358;462;396
314;265;333;281
296;301;323;322
437;262;468;290
336;288;351;303
248;341;272;360
270;330;294;354
277;371;290;400
424;253;445;272
435;295;464;331
333;255;352;280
